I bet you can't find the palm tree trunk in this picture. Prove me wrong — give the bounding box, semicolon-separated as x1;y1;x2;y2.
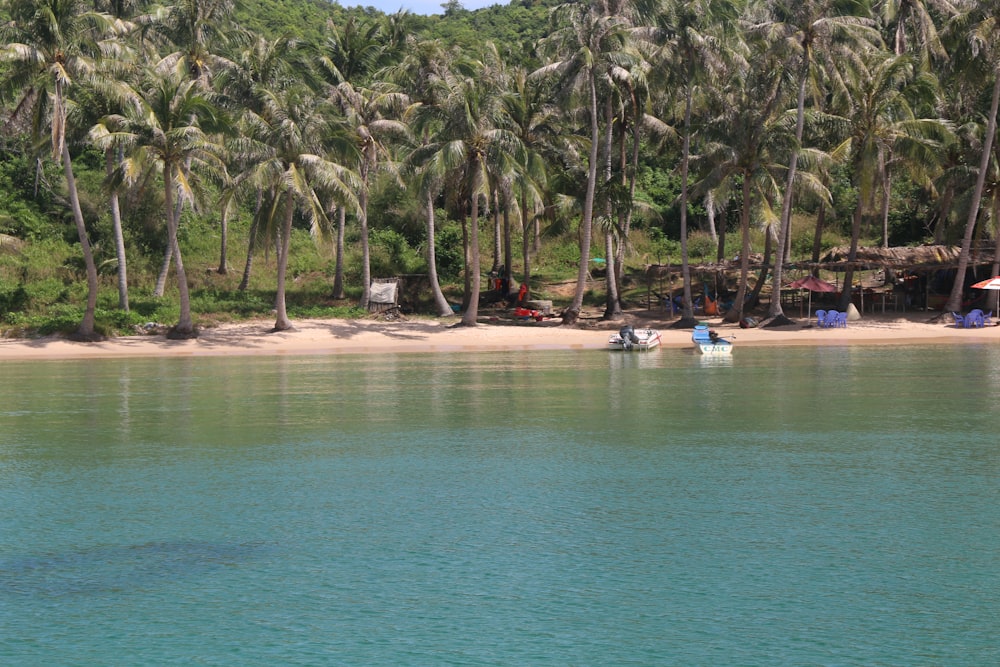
769;53;809;321
502;186;512;291
106;148;129;312
521;191;532;293
153;244;173;297
426;190;454;317
602;96;622;320
163;166;195;338
724;174;753;323
811;200;826;265
678;82;696;323
359;164;372;310
563;67;601;325
217;200;229;274
461;166;483;326
946;72;1000;313
273;195;295;331
491;187;502;274
838;197;866;312
62;141;99;339
333;205;346;299
238;188;264;292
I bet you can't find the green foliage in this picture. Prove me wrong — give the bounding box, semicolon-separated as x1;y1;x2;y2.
369;227;424;276
685;232;716;260
433;223;463;281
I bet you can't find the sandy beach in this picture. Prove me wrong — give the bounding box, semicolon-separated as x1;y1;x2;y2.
0;309;996;361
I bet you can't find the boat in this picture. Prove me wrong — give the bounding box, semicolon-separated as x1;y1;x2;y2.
608;325;662;351
692;324;733;354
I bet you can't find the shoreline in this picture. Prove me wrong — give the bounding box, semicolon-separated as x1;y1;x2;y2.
0;310;996;361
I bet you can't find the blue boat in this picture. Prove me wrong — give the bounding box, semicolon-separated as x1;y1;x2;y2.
692;324;733;354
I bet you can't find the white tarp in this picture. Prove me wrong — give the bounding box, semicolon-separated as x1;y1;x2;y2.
370;281;398;304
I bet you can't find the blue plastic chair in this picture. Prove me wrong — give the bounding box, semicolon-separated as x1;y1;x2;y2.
835;311;848;328
952;312;965;328
815;309;827;327
967;309;984;328
823;310;839;328
984;311;993;326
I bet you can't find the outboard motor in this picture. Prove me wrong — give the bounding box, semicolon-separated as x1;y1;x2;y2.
619;325;639;350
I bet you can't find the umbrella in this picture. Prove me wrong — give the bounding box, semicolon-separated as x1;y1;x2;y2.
787;276;837;318
971;276;1000;314
971;277;1000;290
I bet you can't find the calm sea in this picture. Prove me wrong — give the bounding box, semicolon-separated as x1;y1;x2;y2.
1;344;998;666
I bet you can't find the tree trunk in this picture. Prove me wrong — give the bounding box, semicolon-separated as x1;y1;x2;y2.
359;163;372;310
461;167;483;326
332;205;346;299
106;148;129;312
217;200;229;274
521;191;532;295
602;95;622;320
563;67;601;325
838;196;865;312
931;185;954;244
724;175;752;323
163;165;195;338
153;244;173;297
678;82;697;324
502;186;512;292
238;188;263;292
879;152;892;248
426;190;455;317
769;52;809;321
811;200;826;265
62;141;100;339
273;195;295;331
491;187;502;274
947;72;1000;313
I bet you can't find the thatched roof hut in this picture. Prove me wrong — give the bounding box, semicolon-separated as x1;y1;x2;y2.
813;245;994;271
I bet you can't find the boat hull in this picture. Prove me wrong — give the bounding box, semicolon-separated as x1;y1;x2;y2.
692;324;733;354
608;328;662;351
695;341;733;354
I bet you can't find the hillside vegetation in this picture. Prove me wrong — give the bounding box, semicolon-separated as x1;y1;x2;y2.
1;0;997;338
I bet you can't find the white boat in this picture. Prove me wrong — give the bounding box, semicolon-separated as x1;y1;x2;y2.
608;325;662;351
692;324;733;354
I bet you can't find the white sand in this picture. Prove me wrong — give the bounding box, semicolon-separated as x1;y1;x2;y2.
0;310;994;361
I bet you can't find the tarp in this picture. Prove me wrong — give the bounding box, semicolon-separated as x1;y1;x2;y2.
370;281;398;304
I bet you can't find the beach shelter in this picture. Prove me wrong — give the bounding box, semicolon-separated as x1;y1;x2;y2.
787;276;837;318
971;276;1000;314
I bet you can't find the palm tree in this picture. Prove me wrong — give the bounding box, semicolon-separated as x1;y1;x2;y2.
217;35;304;285
695;28;792;324
1;0;127;339
138;0;239;297
330;81;409;310
239;86;359;331
831;50;951;312
534;2;631;325
93;67;228;338
878;0;957;63
409;56;518;326
500;67;557;292
944;1;1000;313
762;0;880;323
648;0;740;326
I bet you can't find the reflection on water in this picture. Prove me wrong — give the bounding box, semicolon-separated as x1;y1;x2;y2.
1;347;999;666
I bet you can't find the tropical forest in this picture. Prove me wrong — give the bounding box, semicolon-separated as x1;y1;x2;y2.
1;0;999;339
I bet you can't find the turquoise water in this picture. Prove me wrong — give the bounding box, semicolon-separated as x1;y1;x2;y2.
1;345;999;665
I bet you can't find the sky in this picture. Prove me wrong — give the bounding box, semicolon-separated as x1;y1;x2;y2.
340;0;510;16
